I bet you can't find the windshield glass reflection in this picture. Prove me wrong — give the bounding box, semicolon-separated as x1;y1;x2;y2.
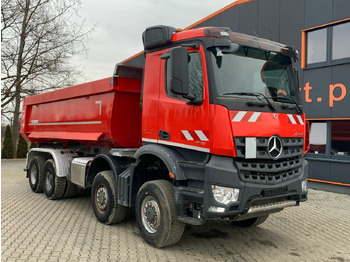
210;47;299;104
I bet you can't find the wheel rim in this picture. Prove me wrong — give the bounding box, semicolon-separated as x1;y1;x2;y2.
95;184;108;213
141;196;160;234
30;165;38;185
45;170;53;192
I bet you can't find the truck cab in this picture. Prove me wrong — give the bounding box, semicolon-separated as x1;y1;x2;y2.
140;25;308;219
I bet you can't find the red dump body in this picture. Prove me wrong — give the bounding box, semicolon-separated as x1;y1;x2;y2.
20;67;143;148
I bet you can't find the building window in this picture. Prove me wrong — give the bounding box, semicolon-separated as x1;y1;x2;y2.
307;28;327;64
332;22;350;60
307;120;350;159
331;120;350;157
309;122;327;154
305;20;350;67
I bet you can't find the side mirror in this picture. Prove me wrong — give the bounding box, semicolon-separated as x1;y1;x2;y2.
169;47;189;96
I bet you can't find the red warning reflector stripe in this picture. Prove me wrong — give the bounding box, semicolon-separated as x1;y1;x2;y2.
287;114;304;125
232;111;262;122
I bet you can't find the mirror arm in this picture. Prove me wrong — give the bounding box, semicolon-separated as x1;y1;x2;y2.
160;52;170;59
183;94;196;100
183;94;203;105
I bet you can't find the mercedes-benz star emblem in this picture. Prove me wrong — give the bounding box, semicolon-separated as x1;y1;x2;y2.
267;135;283;159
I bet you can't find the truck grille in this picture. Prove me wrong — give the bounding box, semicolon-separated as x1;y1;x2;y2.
235;137;304;160
235;157;302;185
234;136;304;185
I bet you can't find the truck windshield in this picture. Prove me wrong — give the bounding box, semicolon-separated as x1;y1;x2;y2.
209;46;300;104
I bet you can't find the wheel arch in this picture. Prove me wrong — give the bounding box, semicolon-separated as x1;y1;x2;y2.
87;154;131;186
133;144;186;180
26;150;51;178
26;148;77;178
129;144;186;206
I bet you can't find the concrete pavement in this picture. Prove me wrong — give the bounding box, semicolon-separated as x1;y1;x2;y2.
2;159;350;262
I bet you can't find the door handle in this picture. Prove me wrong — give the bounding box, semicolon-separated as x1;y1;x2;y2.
159;130;170;140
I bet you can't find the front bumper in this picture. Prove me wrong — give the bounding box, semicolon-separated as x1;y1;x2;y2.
176;154;308;223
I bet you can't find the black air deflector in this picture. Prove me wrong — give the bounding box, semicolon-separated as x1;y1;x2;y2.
142;25;176;50
113;63;143;80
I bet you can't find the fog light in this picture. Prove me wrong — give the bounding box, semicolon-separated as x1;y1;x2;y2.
211;185;240;205
208;206;226;213
301;179;308;192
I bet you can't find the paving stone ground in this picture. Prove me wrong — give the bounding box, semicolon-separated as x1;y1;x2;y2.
1;159;350;262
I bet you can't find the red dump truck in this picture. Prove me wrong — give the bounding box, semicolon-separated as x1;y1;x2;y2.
21;25;309;247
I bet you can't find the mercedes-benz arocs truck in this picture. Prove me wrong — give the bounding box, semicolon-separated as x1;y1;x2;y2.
21;25;309;247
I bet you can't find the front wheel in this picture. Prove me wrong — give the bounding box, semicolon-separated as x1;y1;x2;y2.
91;171;126;225
135;180;185;248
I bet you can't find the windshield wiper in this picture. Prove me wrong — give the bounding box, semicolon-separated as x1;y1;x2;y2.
274;96;302;113
223;92;276;112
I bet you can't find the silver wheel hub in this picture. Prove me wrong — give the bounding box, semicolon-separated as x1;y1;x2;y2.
30;165;38;185
96;187;108;210
141;196;160;234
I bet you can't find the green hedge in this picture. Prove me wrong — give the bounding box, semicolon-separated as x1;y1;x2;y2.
2;125;14;159
16;135;28;158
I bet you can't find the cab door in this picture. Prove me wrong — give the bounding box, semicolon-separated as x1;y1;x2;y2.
157;46;210;153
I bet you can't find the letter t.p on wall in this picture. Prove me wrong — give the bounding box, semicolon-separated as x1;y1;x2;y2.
329;83;346;107
304;82;312;102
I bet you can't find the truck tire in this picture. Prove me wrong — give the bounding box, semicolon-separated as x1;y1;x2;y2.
28;156;45;193
91;171;126;225
43;159;66;200
63;179;78;199
135;180;185;248
233;215;269;227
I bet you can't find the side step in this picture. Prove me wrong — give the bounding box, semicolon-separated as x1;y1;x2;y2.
118;168;131;206
178;216;204;226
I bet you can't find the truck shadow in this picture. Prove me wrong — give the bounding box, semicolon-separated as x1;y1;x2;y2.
173;220;293;259
123;208;296;253
74;192;297;258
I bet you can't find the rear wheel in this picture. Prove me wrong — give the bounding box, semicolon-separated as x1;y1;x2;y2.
91;171;126;224
135;180;185;248
28;156;45;193
233;215;269;227
43;159;66;200
63;179;78;199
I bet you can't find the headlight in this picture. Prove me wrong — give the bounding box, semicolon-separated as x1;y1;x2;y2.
301;179;308;192
211;185;240;205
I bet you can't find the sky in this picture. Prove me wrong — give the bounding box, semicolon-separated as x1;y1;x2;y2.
74;0;236;82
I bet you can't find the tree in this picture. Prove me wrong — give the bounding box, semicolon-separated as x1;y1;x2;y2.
1;0;93;151
2;125;14;159
16;134;28;158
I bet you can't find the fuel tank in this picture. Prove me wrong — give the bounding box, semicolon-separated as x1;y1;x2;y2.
20;65;143;148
